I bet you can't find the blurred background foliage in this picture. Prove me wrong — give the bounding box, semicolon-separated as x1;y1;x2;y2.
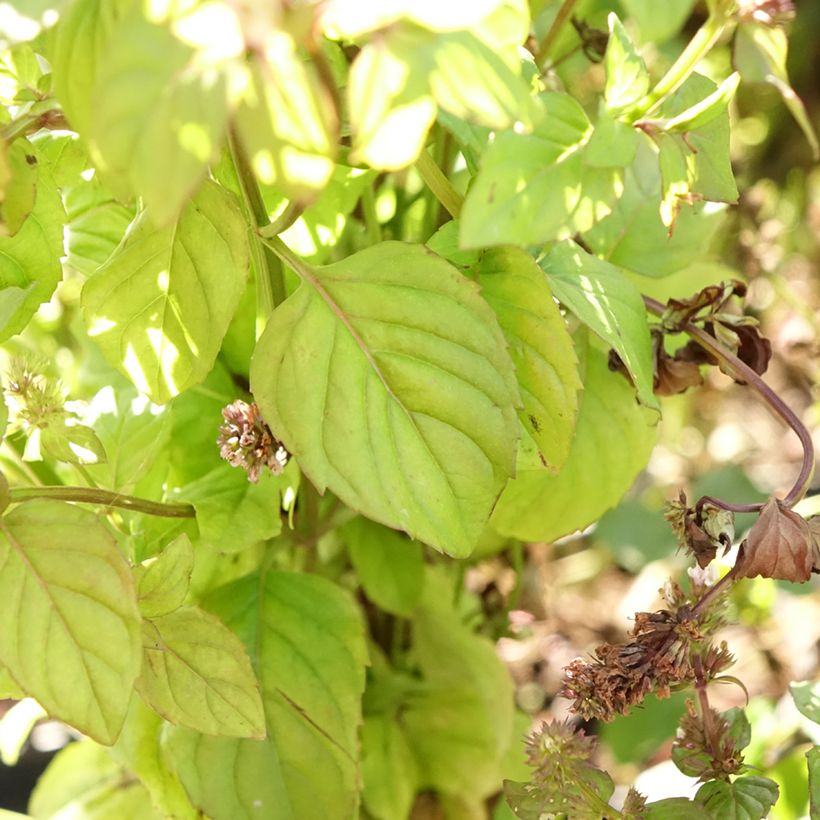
0;0;818;816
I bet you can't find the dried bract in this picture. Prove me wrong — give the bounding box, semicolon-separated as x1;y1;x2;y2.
218;400;289;483
736;497;813;582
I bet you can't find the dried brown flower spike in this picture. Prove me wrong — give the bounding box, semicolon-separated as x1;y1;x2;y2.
736;497;813;582
218;400;289;483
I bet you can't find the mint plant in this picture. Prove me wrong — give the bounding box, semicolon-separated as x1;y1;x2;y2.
0;1;817;818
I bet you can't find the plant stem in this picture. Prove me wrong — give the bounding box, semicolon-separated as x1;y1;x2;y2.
631;8;733;117
693;655;722;762
360;183;382;245
9;486;195;518
643;295;815;507
260;234;313;280
259;202;304;239
535;0;580;72
690;563;739;619
227;126;286;322
415;148;463;219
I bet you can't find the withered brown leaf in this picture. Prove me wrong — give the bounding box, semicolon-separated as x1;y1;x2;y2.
736;497;813;582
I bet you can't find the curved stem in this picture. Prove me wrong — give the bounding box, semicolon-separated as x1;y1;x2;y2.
414;148;463;219
535;0;580;72
644;295;815;507
9;486;195;518
696;495;763;515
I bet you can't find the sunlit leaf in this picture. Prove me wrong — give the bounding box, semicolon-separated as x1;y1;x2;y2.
621;0;697;44
348;24;533;170
491;338;657;541
478;246;581;471
543;240;657;410
460;92;622;248
84;1;242;223
790;680;820;725
0;137;38;235
250;241;520;558
236;35;337;203
0;145;65;341
0;501;141;744
82;179;249;404
137;606;265;738
604;13;649;114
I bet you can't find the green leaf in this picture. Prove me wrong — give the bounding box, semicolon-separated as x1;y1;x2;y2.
604;14;649;113
644;797;707;819
584;144;726;277
426;219;481;270
136;534;194;618
696;776;779;820
585;112;640;169
660;72;740;133
621;0;697;44
0;144;65;341
734;22;819;160
460;92;622;248
29;739;161;819
175;464;287;554
236;39;336;203
136;605;265;738
543;240;657;411
0;501;141;745
724;706;752;751
52;0;131;141
401;567;514;798
82;179;250;404
39;419;107;465
491;338;657;541
86;2;242;224
85;387;170;492
808;746;820;820
250;241;520;558
361;715;419;820
790;680;820;724
109;697;198;820
343;517;425;617
656;73;739;208
166;571;368;818
478;246;581;471
346;16;533;170
0;137;39;235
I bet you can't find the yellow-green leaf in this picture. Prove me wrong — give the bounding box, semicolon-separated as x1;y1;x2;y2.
0;501;141;745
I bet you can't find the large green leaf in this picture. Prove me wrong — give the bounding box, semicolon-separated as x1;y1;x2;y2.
478;246;580;471
236;38;336;203
82;180;249;404
343;517;425;617
621;0;696;44
0;501;141;745
401;568;515;799
491;339;657;541
348;24;533;170
137;606;265;738
165;571;368;818
808;746;820;820
0;143;65;341
542;240;657;410
460;92;622;248
696;776;779;820
250;241;520;558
